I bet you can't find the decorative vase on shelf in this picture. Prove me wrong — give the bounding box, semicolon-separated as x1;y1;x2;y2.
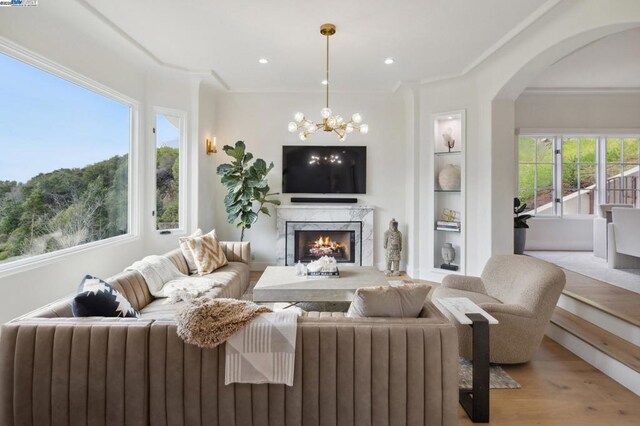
438;164;461;190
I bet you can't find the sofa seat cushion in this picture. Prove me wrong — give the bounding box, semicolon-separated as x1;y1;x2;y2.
431;286;501;306
139;262;250;320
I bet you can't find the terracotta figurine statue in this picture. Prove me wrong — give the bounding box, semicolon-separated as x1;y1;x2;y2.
384;218;402;276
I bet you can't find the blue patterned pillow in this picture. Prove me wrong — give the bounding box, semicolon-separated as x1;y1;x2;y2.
72;275;140;318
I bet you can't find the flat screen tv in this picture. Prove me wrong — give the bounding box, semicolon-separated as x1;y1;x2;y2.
282;146;366;194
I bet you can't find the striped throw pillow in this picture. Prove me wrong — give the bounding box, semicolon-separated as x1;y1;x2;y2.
187;233;228;275
179;228;218;274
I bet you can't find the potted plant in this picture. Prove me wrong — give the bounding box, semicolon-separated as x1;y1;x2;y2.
216;141;280;241
514;197;533;255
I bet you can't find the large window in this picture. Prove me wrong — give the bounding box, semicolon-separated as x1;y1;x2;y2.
518;134;640;216
155;110;184;231
0;52;132;265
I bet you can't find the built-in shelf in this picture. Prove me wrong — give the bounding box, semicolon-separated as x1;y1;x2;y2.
435;227;461;232
430;110;466;278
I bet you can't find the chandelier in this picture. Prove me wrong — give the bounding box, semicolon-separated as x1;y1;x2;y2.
288;23;368;142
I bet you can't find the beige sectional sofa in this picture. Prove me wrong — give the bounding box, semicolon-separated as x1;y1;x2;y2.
0;242;459;426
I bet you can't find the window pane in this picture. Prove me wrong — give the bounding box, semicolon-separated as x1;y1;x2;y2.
623;138;639;164
580;164;597;189
562;162;578;190
536;164;554;188
519;164;535;191
155;113;181;230
579;138;596;163
606;138;622;163
0;53;130;265
535;188;554;215
562;138;578;163
518;138;535;162
518;188;535;212
620;190;638;206
536;138;554;162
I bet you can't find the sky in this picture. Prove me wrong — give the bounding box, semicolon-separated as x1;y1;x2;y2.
0;52;131;183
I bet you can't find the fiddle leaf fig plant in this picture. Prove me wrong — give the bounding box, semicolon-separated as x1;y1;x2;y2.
216;141;281;241
514;197;533;229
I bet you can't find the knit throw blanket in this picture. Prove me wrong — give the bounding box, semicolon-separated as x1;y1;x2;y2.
176;298;272;348
126;255;217;303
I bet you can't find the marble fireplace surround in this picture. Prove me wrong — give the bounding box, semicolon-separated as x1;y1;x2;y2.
276;205;374;266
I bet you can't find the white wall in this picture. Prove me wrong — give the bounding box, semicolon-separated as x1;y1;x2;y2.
514;92;640;250
516;93;640;130
213;91;407;270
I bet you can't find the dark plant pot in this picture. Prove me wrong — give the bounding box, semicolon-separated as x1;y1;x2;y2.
514;228;527;255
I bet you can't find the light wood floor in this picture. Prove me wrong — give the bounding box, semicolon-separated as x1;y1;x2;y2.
250;269;640;424
459;337;640;426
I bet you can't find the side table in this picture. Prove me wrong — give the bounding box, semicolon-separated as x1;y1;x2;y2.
435;297;499;423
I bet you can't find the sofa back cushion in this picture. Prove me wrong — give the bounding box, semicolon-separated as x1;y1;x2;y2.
347;284;430;318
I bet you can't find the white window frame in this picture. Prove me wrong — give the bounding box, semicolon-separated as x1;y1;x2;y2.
153;107;187;234
0;39;140;277
517;130;640;219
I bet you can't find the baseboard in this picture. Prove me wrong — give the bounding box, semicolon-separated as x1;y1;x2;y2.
546;322;640;396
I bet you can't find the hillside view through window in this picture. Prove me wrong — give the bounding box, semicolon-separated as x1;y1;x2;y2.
0;53;131;264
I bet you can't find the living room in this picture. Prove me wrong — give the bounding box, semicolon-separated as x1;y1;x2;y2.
0;1;639;425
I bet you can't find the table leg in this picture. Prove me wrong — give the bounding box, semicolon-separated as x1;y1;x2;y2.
459;313;490;423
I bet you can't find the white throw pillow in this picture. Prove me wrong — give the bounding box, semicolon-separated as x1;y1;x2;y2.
347;283;429;318
179;228;218;274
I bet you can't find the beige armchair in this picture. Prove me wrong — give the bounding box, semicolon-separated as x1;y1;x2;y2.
432;255;565;364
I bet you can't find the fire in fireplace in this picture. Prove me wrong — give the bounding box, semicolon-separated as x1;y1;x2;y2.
294;230;356;263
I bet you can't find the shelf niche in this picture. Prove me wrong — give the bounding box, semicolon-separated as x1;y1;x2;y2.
431;111;466;277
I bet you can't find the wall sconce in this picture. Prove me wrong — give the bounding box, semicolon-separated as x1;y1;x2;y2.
206;137;217;155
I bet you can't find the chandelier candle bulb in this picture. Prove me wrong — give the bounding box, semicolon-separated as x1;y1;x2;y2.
287;23;368;142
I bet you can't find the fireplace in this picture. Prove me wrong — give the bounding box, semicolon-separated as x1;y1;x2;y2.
276;206;374;266
294;230;356;263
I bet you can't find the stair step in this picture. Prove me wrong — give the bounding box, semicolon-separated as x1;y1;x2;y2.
561;269;640;328
551;307;640;373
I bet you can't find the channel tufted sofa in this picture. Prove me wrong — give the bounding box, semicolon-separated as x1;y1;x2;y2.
0;242;459;426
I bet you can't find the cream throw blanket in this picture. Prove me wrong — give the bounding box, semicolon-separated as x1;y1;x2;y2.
126;255;217;303
175;298;301;385
225;308;301;386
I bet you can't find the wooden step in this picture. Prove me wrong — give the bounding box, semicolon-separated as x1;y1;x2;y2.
551;307;640;373
561;269;640;328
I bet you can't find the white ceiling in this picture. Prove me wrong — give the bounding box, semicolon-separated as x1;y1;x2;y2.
80;0;551;92
530;27;640;89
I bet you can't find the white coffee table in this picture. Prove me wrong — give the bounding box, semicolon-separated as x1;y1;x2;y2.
253;266;388;303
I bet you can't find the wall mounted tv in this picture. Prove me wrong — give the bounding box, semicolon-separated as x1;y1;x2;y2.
282;146;367;194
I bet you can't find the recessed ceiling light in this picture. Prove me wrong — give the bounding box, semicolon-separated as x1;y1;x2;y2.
384;58;395;65
447;116;453;120
258;58;269;64
321;79;328;85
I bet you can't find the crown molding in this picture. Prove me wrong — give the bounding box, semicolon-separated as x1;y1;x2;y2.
76;0;230;90
420;0;563;86
522;87;640;95
77;0;562;93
